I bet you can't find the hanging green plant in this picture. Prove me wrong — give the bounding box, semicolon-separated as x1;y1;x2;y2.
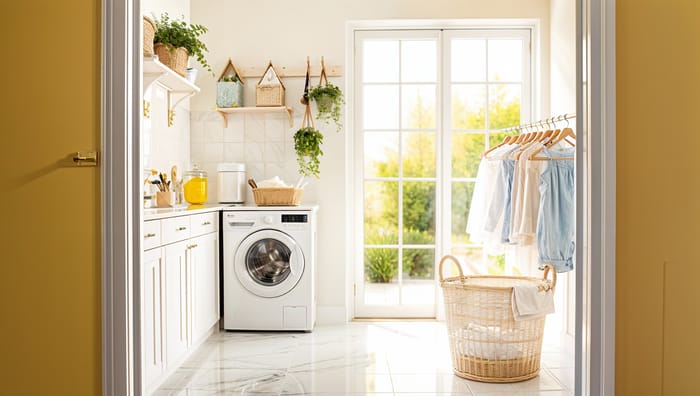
308;83;344;132
293;126;324;178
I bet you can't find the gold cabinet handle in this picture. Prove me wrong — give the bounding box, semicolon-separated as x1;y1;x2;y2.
187;244;198;249
176;227;187;231
144;233;157;238
202;221;212;226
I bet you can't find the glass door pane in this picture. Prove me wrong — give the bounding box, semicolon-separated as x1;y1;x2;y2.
357;31;438;317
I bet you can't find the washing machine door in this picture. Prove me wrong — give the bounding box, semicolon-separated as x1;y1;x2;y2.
234;229;305;298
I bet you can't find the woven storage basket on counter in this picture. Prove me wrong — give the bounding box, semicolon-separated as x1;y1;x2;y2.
253;187;302;206
143;16;156;56
439;255;556;383
154;43;188;77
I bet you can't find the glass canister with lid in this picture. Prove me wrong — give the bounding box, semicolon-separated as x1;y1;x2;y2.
183;167;208;204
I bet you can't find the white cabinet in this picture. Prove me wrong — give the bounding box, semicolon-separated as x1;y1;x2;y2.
191;232;219;342
142;212;219;392
164;240;190;366
142;247;165;386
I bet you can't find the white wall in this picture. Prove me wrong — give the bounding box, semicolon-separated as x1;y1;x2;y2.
190;0;552;322
142;0;192;177
550;0;575;115
549;0;576;346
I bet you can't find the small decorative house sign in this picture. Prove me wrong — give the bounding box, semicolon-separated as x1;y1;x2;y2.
256;60;285;107
216;58;245;108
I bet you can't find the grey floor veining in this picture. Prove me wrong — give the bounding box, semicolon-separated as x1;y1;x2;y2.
154;321;575;395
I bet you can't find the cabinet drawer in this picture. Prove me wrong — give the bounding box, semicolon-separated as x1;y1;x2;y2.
161;216;191;245
143;220;161;250
190;212;218;237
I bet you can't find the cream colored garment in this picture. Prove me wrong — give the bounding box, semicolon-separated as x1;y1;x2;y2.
509;142;545;245
511;150;548;246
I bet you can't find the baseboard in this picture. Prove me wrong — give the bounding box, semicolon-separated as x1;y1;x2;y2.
316;305;347;325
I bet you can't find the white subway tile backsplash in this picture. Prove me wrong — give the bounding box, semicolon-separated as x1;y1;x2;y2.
264;142;284;163
246;162;265;181
190;110;319;203
283;141;297;162
191;119;205;143
265;117;286;141
203;143;224;162
244;142;265;162
223;114;245;142
264;163;285;181
190;143;206;163
245;113;266;142
223;143;245;162
204;120;224;142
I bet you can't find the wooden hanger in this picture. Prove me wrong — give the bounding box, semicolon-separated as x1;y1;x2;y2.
529;127;576;160
481;135;513;158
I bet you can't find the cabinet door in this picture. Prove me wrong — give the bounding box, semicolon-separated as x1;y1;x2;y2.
164;240;189;366
142;248;164;387
191;232;219;342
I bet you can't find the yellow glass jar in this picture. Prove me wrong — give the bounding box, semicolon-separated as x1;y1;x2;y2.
183;169;208;204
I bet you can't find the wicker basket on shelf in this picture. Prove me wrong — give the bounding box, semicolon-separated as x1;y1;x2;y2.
439;255;556;383
253;187;303;206
154;43;188;77
143;16;156;57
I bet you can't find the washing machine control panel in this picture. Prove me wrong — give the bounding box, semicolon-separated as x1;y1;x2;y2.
281;214;308;223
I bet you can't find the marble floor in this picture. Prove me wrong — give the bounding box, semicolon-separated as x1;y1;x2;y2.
155;321;575;395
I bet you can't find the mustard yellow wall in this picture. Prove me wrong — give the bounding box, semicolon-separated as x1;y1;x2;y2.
1;1;101;395
617;0;700;394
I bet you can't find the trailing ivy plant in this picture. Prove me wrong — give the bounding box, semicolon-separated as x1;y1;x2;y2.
308;83;344;133
293;127;324;178
154;13;212;73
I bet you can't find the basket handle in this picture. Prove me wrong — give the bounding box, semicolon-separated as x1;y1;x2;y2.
542;264;557;291
438;255;463;282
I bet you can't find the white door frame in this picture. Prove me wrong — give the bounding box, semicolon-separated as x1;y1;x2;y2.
101;0;615;395
102;0;142;394
576;0;616;394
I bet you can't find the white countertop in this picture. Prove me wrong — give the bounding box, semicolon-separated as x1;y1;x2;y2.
143;204;225;221
143;203;318;221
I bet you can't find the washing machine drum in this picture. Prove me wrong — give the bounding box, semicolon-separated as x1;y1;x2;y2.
234;229;305;298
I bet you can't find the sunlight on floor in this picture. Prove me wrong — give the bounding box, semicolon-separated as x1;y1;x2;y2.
155;321;574;395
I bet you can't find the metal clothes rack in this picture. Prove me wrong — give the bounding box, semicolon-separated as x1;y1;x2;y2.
496;113;576;133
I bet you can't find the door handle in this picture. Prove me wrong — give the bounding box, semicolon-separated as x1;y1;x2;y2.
73;151;98;166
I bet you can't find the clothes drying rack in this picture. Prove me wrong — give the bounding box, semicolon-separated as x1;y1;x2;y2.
496;113;576;133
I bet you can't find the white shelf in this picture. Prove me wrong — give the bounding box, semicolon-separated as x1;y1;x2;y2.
143;56;200;126
216;106;294;128
143;56;200;94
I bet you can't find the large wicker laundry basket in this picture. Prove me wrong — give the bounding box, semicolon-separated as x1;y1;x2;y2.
439;255;556;383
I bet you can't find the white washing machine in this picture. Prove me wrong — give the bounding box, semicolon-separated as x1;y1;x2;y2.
223;206;317;331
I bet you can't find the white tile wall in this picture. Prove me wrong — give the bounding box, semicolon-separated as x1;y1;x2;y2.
190;110;315;204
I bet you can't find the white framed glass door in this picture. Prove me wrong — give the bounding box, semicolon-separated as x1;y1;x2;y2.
354;28;532;318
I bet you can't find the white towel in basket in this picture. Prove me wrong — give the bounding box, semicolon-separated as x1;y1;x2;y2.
511;284;554;321
457;323;526;360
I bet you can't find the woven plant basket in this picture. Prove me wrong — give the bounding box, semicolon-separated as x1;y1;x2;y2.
143;16;156;57
439;255;556;383
154;43;188;77
256;85;285;107
252;187;302;206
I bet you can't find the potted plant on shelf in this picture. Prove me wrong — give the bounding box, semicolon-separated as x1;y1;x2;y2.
153;13;212;77
308;82;344;132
